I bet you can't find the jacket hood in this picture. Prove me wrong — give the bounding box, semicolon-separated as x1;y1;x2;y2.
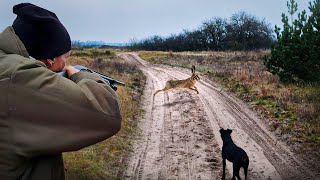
0;26;29;58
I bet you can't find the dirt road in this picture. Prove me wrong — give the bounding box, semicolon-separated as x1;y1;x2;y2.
119;53;319;180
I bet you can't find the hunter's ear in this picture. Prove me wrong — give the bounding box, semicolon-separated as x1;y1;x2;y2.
227;129;232;134
41;59;54;68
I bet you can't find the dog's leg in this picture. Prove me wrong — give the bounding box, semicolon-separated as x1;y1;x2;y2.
232;163;241;180
244;167;248;180
222;158;226;180
244;162;249;180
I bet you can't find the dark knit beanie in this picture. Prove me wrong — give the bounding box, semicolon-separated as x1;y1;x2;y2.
12;3;71;60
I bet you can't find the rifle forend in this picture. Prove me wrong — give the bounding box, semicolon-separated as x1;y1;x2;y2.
57;65;125;91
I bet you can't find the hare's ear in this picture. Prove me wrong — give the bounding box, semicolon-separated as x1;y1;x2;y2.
191;65;195;74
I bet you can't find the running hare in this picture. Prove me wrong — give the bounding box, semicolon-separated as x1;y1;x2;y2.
154;65;200;96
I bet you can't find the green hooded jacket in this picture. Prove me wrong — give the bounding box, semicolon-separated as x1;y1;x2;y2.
0;27;122;180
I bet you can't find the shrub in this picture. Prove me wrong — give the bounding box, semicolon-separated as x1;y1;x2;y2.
264;0;320;83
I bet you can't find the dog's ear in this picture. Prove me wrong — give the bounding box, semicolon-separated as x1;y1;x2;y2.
227;129;232;134
219;128;224;134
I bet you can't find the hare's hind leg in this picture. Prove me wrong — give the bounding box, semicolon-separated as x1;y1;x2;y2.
154;88;166;96
154;89;162;96
154;82;171;96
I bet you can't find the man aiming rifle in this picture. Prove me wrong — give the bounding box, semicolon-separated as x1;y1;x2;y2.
0;3;122;180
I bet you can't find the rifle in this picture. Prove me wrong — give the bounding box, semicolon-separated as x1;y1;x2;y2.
57;65;125;91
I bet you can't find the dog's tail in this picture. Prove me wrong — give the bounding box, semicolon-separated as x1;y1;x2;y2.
242;156;249;180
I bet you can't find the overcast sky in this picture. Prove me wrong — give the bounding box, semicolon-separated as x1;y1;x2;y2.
0;0;310;43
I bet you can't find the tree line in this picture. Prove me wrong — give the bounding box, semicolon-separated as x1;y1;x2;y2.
130;0;320;83
129;11;274;51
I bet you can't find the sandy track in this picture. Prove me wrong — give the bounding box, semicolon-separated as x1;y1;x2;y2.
119;53;319;180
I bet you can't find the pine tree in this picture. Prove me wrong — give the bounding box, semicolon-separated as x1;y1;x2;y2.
264;0;320;83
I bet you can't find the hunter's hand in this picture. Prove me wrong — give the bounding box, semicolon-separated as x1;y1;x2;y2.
63;66;80;78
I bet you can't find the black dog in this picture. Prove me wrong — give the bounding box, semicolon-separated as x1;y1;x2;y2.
220;128;249;180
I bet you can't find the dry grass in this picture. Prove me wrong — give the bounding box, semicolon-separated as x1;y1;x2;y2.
63;48;146;179
139;50;320;149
